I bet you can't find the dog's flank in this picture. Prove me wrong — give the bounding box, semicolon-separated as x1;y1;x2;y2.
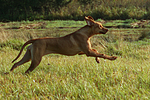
10;16;117;74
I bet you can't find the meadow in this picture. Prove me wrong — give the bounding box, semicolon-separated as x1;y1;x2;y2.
0;20;150;99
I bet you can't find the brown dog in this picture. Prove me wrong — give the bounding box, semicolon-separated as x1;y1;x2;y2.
10;16;117;74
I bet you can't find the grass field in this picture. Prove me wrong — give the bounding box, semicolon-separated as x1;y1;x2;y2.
0;20;150;99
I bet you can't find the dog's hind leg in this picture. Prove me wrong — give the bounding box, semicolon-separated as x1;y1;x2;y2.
10;48;31;72
25;56;42;74
25;46;43;74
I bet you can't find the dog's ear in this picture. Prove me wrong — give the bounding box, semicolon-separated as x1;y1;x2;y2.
85;16;95;26
87;16;94;20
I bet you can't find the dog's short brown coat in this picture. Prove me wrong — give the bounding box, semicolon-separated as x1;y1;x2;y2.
10;16;117;73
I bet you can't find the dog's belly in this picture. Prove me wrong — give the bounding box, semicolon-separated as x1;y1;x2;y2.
59;48;81;56
45;47;81;56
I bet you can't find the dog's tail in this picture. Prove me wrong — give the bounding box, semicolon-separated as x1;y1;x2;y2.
12;39;36;63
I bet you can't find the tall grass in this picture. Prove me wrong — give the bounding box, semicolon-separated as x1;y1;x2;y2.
0;47;150;99
0;20;150;99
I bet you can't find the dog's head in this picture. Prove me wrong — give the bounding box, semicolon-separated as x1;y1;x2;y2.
85;16;108;34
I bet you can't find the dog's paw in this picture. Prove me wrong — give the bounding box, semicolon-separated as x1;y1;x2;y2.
109;56;117;60
96;57;100;63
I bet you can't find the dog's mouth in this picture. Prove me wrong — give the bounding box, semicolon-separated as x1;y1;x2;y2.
100;29;108;34
100;31;107;34
100;31;106;34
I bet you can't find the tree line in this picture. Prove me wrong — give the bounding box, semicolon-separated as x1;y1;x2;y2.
0;0;150;22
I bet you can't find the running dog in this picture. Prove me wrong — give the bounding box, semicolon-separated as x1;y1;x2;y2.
10;16;117;74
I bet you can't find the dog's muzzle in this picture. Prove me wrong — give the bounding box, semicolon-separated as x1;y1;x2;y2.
100;29;108;34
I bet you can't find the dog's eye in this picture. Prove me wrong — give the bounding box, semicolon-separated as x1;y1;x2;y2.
99;25;102;29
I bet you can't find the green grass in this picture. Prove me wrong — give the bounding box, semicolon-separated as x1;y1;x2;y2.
0;48;150;99
0;20;150;99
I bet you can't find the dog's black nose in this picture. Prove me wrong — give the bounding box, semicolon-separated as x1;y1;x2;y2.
106;29;109;32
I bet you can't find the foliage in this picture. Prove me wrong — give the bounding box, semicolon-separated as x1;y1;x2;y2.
138;31;150;40
0;39;24;50
0;0;150;21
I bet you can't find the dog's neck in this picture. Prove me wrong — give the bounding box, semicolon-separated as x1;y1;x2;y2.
76;25;95;38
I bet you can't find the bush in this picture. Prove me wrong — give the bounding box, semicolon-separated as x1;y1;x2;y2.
0;0;150;21
0;39;24;50
106;46;123;56
138;31;150;40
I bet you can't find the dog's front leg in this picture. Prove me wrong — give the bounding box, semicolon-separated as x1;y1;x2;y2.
91;49;100;63
78;49;100;63
85;49;117;61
